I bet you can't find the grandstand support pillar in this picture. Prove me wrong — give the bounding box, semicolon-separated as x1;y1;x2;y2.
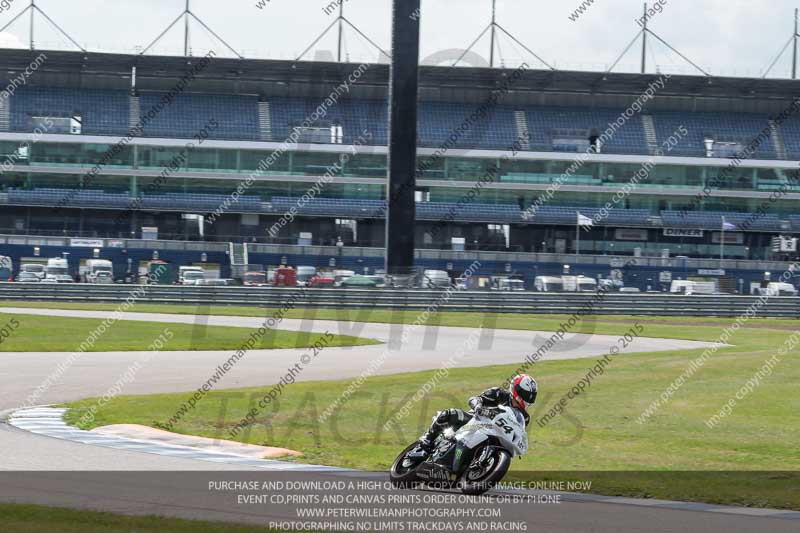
385;0;421;283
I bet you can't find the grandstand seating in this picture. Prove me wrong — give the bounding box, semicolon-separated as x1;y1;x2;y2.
661;210;783;231
524;206;653;226
267;196;521;222
526;106;648;155
418;102;518;150
5;189;793;232
652;111;777;159
6;188;261;212
138;92;260;141
266;196;384;217
779;117;800;159
6;87;797;161
10;87;129;136
269;97;389;145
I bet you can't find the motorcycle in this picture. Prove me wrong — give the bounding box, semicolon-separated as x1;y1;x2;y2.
390;405;528;495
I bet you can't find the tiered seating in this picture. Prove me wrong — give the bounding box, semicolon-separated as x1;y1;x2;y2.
416;201;521;222
524;206;652;226
139;192;262;211
6;189;789;232
8;188;130;208
269;96;388;145
11;87;130;135
653;111;777;159
267;197;520;222
267;196;384;217
526;106;649;155
662;210;782;231
138;92;260;140
778;117;800;159
418;102;518;150
5;87;796;161
7;189;261;212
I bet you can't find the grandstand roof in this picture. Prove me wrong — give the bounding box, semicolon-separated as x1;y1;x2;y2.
1;48;799;113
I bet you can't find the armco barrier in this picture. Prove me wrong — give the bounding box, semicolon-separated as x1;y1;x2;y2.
0;283;798;318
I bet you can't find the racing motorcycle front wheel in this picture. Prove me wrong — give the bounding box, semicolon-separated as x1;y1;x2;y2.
389;442;426;488
457;446;511;495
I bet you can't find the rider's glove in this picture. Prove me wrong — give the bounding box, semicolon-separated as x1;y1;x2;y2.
468;396;482;411
474;406;491;417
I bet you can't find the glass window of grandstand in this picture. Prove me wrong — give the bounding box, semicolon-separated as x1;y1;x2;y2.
27;173;83;191
446;158;497;181
497;158;548;184
186;147;238;172
417;154;445;179
344;153;386;178
755;167;798;192
30;142;133;168
137;145;190;171
706;166;754;191
429;187;518;205
240;149;290;174
292;152;346;176
0;141;28;165
0;172;27;192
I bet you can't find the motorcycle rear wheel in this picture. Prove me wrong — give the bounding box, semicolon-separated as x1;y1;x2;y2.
457;447;511;495
389;442;425;488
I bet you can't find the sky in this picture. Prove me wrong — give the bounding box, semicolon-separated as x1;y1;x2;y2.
0;0;797;78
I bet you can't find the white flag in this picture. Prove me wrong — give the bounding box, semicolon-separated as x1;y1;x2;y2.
577;213;594;227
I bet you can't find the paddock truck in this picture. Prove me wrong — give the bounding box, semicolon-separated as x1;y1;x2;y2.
390;405;528;495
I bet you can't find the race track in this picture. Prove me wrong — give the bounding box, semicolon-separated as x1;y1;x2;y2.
0;307;796;532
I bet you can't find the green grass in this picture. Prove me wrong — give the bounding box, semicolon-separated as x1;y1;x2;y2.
0;299;775;333
62;312;800;509
0;503;299;532
0;313;377;352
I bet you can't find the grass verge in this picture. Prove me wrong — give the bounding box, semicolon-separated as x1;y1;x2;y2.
0;299;784;333
0;503;295;532
63;313;800;509
0;313;377;352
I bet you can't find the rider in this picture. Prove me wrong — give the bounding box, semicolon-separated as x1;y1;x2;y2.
418;374;537;451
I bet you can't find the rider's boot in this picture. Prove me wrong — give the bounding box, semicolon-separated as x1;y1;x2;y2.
412;430;437;455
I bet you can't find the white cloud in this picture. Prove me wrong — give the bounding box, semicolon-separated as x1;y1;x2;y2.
0;31;25;49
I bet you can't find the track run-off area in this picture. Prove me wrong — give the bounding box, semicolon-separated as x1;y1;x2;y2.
0;306;798;532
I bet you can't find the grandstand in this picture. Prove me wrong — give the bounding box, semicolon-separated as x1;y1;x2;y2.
0;48;798;287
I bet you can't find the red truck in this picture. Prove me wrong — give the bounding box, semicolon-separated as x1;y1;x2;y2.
273;267;297;286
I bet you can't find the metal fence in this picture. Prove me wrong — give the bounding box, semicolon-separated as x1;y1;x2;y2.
1;283;798;318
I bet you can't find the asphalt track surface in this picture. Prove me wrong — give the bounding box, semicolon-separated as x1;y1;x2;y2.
0;307;796;532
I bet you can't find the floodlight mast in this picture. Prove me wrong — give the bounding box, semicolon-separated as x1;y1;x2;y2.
607;1;709;76
490;0;497;68
793;8;798;79
0;0;86;52
184;0;190;57
762;7;800;79
454;0;553;69
138;0;243;59
641;2;647;74
296;1;390;63
29;0;33;50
